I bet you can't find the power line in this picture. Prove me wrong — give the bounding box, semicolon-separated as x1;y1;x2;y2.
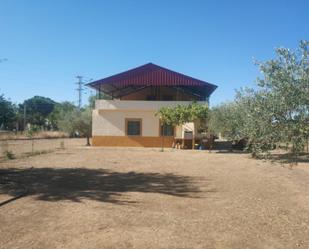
76;76;85;109
75;76;93;109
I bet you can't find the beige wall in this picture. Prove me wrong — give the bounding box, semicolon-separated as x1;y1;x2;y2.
93;100;207;139
93;109;160;137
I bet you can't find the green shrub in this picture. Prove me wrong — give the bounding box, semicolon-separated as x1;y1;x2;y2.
5;150;15;160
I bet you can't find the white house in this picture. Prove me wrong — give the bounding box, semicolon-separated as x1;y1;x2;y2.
87;63;217;148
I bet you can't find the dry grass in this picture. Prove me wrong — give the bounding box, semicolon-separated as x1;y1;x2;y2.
1;139;309;249
0;138;86;159
0;131;68;140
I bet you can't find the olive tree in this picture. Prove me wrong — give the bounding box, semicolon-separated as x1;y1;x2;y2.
210;40;309;161
255;40;309;160
208;102;244;141
156;102;209;150
0;94;16;130
57;108;92;146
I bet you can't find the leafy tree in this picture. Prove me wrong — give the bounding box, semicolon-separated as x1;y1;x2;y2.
19;96;56;128
208;102;244;141
0;94;16;130
157;102;208;126
156;102;209;150
235;88;278;156
57;108;92;146
56;97;93;146
209;40;309;161
255;40;309;160
49;101;77;129
72;108;92;146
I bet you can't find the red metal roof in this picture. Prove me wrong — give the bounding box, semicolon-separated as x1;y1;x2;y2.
87;63;217;98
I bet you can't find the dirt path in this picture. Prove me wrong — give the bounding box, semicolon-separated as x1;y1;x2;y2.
1;145;309;249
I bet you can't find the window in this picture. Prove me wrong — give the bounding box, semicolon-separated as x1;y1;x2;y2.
126;119;142;136
160;124;174;136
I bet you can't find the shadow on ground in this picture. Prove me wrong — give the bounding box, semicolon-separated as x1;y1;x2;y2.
212;141;248;154
213;141;309;164
270;153;309;164
0;167;207;205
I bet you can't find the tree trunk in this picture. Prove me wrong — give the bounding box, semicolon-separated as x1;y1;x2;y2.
192;122;195;150
31;138;34;154
86;136;90;146
161;125;164;152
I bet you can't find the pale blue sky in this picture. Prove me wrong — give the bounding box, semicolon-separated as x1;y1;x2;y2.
0;0;308;106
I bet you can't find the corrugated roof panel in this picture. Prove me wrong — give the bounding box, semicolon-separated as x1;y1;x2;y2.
87;63;218;97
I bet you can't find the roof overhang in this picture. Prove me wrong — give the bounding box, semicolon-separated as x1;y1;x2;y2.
87;63;218;98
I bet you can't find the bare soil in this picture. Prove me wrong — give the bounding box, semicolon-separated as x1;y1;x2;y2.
1;139;309;249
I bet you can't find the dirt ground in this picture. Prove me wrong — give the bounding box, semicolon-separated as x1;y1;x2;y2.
0;138;84;158
1;139;309;249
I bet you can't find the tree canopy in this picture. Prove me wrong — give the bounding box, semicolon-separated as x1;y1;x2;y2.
48;101;76;130
156;102;209;126
56;107;92;145
0;93;92;143
209;40;309;160
19;96;57;128
54;98;93;145
0;94;16;130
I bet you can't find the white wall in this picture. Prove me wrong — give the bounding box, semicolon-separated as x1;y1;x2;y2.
92;109;160;137
95;100;207;111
